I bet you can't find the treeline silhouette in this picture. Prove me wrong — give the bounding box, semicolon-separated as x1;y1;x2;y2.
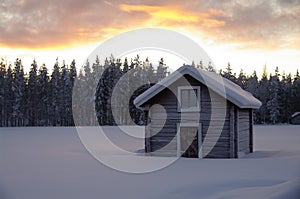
217;63;300;124
0;55;168;126
0;56;299;127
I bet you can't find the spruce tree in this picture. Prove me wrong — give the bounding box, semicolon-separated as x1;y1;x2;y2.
280;72;293;123
244;71;259;122
0;59;6;126
118;57;132;124
96;58;110;125
5;65;13;126
73;68;84;125
197;60;204;70
257;66;269;123
123;57;129;73
69;59;77;88
156;58;167;82
207;61;215;72
237;69;247;89
81;59;94;125
68;60;77;125
222;62;236;83
27;59;38;126
266;67;281;124
12;59;25;126
50;58;61;126
59;61;68;126
37;64;50;125
292;69;300;112
245;71;259;97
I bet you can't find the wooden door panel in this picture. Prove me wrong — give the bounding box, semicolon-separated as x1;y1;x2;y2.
180;127;198;158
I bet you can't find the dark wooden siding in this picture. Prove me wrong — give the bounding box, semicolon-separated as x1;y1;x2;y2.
237;108;251;156
145;74;231;158
202;89;230;158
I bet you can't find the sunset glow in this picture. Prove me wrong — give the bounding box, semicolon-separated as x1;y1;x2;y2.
0;0;299;76
120;4;200;23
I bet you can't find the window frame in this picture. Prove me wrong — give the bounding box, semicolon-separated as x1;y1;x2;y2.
177;86;201;112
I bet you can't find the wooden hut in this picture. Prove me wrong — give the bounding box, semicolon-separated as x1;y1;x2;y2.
291;112;300;125
134;65;262;158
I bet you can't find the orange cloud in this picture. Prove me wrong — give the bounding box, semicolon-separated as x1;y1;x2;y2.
119;4;227;28
120;4;199;23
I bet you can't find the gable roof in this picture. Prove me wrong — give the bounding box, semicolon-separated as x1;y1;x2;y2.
134;65;262;109
291;112;300;118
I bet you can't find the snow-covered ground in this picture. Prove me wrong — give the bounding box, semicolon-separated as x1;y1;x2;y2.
0;125;299;199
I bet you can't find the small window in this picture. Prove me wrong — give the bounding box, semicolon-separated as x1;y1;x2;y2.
178;86;200;112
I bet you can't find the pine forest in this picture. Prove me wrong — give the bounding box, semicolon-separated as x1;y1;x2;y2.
0;56;299;127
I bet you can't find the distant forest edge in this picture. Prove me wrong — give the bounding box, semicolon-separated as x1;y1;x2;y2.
0;55;299;127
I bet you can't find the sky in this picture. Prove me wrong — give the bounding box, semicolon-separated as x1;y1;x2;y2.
0;0;299;76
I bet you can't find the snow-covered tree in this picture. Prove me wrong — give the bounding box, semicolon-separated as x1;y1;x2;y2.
50;58;61;126
156;58;168;82
267;67;280;124
237;69;247;89
207;61;215;72
80;59;94;125
245;71;259;97
1;55;297;126
95;56;121;125
4;65;13;126
222;62;236;83
292;69;300;112
0;59;6;126
197;60;204;70
37;63;50;125
11;59;26;126
257;65;269;123
27;59;38;126
244;71;259;122
69;59;77;88
280;72;293;122
58;61;68;125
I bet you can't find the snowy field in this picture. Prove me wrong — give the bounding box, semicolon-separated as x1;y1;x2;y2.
0;125;300;199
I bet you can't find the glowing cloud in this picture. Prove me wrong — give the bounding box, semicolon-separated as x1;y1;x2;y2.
120;4;199;23
119;4;228;28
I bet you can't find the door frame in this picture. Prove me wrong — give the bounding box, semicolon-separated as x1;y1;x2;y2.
177;123;202;158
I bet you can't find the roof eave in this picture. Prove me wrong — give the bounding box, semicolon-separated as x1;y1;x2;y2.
134;65;262;110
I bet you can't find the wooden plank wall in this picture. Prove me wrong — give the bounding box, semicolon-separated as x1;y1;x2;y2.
229;105;235;158
249;110;253;153
202;89;230;158
145;107;151;154
237;108;251;156
148;88;179;157
232;105;238;158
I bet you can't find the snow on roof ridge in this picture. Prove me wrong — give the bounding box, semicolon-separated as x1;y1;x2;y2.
134;65;262;109
184;66;261;108
291;112;300;118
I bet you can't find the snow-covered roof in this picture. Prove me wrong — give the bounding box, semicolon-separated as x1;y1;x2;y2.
291;112;300;118
134;65;262;109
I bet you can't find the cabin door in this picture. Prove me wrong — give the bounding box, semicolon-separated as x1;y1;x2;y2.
177;124;202;158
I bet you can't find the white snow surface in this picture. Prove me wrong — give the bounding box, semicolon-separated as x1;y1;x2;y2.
0;125;300;199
